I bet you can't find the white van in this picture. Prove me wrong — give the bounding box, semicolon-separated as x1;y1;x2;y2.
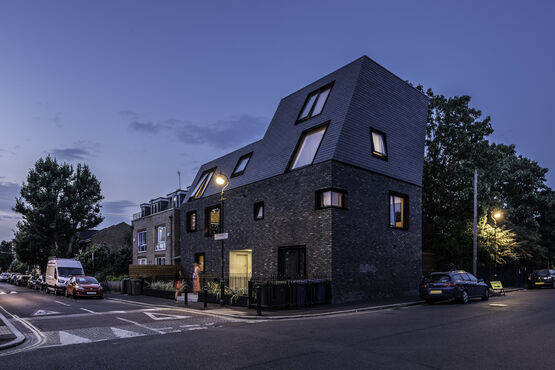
45;258;85;295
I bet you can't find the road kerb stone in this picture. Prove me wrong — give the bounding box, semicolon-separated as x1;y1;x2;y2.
0;311;25;350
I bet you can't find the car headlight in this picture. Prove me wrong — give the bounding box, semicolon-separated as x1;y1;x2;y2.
77;286;84;290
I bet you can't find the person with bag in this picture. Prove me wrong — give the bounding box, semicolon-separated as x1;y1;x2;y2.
174;268;183;301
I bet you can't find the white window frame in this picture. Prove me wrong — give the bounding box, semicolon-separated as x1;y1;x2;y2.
137;231;147;253
288;124;328;171
155;256;166;265
137;258;147;265
155;226;166;251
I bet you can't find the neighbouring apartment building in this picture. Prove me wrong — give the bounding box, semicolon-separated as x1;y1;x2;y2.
178;56;428;303
131;189;186;266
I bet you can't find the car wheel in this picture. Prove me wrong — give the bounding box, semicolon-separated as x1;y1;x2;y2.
482;287;489;301
460;290;469;304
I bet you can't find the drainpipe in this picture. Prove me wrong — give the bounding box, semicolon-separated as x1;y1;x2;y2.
169;214;173;264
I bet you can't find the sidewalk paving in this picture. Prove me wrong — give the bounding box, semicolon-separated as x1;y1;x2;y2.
0;311;25;350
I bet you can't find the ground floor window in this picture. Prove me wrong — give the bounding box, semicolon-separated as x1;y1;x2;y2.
154;256;166;265
137;258;147;265
278;246;306;279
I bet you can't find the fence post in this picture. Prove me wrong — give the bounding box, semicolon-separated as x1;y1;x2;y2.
203;286;208;310
184;283;188;305
256;285;262;316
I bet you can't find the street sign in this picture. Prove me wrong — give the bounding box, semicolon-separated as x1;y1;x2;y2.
214;233;228;240
490;281;503;289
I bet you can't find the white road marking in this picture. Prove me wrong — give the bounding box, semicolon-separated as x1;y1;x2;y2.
116;317;165;334
80;308;96;314
144;312;191;321
58;331;91;345
180;324;201;328
111;327;144;339
186;327;207;331
10;291;17;294
54;300;70;307
490;303;508;307
0;291;6;294
32;310;60;316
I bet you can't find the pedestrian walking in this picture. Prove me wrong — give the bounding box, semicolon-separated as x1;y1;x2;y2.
174;268;183;301
193;263;201;294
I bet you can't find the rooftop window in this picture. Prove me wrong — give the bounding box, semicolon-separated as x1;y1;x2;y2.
190;167;216;200
231;152;253;178
371;128;387;160
288;123;328;171
297;83;333;123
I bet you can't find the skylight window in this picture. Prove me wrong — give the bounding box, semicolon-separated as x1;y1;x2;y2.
297;83;333;123
370;128;388;160
288;123;328;171
189;167;216;200
231;152;253;178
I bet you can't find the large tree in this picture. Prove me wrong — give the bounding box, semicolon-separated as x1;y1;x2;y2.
13;156;103;272
419;87;552;269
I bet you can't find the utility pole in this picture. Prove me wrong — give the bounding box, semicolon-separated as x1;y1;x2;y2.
473;169;478;276
177;171;181;190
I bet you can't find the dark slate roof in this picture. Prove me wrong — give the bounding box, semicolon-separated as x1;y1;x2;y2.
187;56;428;201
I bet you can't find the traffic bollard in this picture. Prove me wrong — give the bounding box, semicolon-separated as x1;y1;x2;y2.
184;283;188;305
256;285;262;316
203;286;208;310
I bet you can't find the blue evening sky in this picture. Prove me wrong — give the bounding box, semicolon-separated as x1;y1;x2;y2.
1;1;554;241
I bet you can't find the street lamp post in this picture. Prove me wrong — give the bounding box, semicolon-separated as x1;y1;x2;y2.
491;211;502;280
215;173;229;306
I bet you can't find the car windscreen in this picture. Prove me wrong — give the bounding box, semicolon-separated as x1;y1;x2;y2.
423;274;451;283
58;267;84;277
75;277;98;284
535;270;549;277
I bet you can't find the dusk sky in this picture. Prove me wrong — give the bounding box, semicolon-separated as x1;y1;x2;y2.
1;1;554;241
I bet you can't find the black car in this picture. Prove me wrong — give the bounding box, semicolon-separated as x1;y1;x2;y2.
527;269;555;289
420;270;489;304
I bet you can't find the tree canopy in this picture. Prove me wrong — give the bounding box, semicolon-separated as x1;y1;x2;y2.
419;87;553;270
13;156;103;272
0;240;14;271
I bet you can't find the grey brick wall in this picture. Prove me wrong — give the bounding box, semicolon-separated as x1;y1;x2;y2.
132;209;180;265
331;161;422;303
180;160;421;303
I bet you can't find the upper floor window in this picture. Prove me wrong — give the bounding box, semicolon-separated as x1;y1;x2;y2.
231;152;253;178
186;211;197;232
190;167;216;200
254;201;264;220
156;226;166;250
137;231;147;253
371;128;387;160
389;192;408;229
205;205;221;236
297;83;333;123
316;188;347;209
288;123;328;171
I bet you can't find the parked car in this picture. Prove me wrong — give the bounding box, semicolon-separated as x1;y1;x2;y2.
0;272;10;282
9;273;20;284
15;274;31;287
65;275;104;298
35;275;46;291
27;275;39;289
45;258;85;295
420;270;489;304
527;269;555;289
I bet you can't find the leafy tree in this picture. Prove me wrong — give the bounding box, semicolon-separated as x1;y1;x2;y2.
13;156;103;272
419;87;552;269
76;243;131;280
0;240;15;271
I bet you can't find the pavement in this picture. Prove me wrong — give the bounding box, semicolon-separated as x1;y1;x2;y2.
0;285;524;350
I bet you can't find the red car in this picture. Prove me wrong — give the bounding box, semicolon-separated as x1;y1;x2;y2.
65;275;104;298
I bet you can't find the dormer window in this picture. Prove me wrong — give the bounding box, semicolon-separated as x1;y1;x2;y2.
297;83;333;123
288;123;328;171
231;152;253;178
370;128;387;160
190;167;216;200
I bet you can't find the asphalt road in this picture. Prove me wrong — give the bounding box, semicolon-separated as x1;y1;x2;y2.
1;283;554;369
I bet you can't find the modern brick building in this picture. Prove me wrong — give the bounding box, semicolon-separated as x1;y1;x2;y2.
180;56;428;303
131;189;186;266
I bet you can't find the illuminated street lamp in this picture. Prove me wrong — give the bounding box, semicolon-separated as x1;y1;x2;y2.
214;173;229;306
491;210;503;280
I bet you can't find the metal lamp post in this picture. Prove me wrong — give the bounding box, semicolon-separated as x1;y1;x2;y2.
215;173;229;306
491;211;502;280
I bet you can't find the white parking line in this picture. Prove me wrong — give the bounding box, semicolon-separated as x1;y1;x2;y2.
80;308;96;314
54;300;70;307
116;317;165;334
